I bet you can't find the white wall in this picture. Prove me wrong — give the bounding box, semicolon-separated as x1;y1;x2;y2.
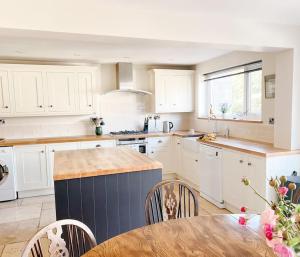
191;51;277;143
0;64;190;139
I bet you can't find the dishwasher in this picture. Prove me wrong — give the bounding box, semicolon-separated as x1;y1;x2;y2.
198;144;224;208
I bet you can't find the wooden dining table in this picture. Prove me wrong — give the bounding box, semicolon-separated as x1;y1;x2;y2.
83;214;276;257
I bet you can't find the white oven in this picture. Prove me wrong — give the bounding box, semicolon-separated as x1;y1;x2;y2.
116;138;148;155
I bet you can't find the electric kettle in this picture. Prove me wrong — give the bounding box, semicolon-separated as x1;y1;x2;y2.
163;121;174;133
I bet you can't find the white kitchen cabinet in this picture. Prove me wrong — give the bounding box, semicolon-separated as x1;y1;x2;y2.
222;149;266;213
46;72;77;113
14;145;48;192
174;137;183;176
13;71;46;114
79;140;116;149
150;69;194;113
46;142;79;187
0;64;98;117
181;148;200;184
0;71;12;114
148;136;173;174
78;72;95;113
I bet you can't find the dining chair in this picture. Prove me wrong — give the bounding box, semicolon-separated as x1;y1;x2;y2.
21;219;97;257
145;179;199;225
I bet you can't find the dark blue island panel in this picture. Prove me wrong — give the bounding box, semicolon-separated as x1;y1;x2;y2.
54;169;162;243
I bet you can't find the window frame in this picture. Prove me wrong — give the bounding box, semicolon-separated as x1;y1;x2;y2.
201;61;263;121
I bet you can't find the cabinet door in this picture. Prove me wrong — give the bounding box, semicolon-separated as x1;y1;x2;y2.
15;145;48;191
78;72;94;113
174;137;183;176
0;71;11;114
181;149;199;184
46;72;77;113
246;156;266;213
154;75;168;112
179;75;193;112
148;147;171;174
47;142;79;187
13;71;45;114
222;150;247;210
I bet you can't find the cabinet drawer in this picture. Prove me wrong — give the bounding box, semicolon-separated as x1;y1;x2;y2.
79;140;116;149
148;136;171;148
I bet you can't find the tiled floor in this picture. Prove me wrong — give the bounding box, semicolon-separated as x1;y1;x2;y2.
0;193;230;257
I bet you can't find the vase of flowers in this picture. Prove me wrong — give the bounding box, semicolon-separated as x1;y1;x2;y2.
91;117;105;136
220;103;230;119
241;176;299;257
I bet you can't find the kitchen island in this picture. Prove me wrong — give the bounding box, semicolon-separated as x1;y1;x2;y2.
53;147;162;243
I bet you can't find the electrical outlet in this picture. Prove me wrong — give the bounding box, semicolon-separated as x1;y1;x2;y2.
269;118;274;125
0;119;5;124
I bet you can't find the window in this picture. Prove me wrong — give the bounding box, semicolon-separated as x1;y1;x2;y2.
201;61;262;120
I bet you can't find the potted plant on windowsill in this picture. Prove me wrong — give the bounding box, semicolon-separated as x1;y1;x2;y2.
220;103;230;119
240;177;300;256
91;117;105;136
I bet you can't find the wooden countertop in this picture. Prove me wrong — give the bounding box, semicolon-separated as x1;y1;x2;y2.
53;147;163;181
0;131;202;147
83;214;275;257
198;136;300;157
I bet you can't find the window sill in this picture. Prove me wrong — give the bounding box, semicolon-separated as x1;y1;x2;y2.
197;117;263;124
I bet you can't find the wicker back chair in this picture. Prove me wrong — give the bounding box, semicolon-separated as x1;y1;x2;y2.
145;180;199;225
22;219;96;257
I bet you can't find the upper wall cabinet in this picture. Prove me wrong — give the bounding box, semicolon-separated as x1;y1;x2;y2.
0;64;98;117
0;70;12;115
150;69;194;113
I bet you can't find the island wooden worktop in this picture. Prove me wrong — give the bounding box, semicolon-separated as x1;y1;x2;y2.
53;147;163;181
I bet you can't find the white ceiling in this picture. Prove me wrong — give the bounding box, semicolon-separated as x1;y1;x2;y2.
97;0;300;26
0;32;285;65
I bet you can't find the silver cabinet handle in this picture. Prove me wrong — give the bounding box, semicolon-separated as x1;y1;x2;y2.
49;105;53;108
151;151;154;154
88;104;92;107
158;140;163;143
195;160;198;162
96;144;101;147
248;162;252;166
4;106;8;109
52;150;55;152
39;105;43;108
41;150;44;153
239;160;244;163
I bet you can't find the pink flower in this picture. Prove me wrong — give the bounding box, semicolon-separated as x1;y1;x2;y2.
273;243;293;257
238;216;246;225
240;206;247;213
264;224;273;241
261;208;277;227
278;187;289;197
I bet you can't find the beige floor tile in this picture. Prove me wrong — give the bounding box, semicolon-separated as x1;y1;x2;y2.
42;201;55;210
1;241;26;257
0;205;41;224
0;219;39;245
198;208;210;215
0;199;23;210
21;195;54;206
0;245;4;256
39;209;56;228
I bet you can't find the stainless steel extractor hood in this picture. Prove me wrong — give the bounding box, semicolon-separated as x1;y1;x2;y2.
107;62;152;95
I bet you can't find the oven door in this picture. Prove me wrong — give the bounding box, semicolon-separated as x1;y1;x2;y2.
0;164;9;185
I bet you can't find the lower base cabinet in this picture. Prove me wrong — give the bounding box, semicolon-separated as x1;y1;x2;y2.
222;149;266;213
15;145;48;192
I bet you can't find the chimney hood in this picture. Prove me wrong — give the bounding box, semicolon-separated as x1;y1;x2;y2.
107;63;152;95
